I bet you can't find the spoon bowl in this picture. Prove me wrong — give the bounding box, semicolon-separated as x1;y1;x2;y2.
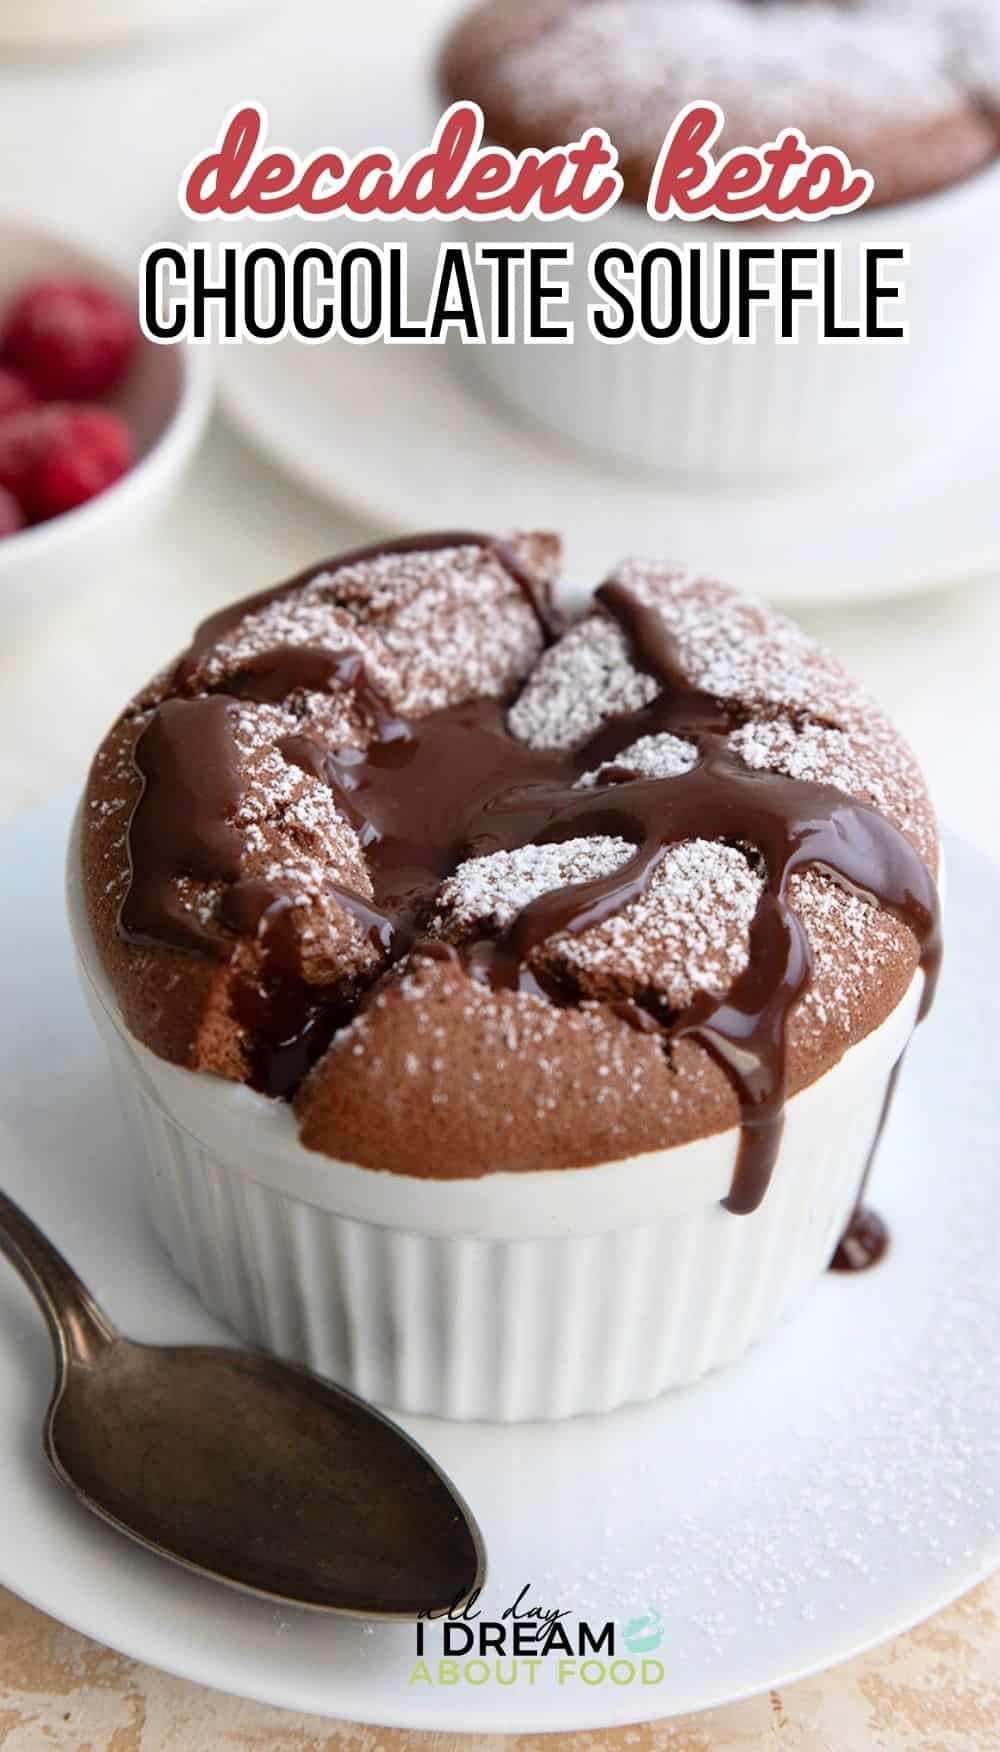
1;1189;485;1618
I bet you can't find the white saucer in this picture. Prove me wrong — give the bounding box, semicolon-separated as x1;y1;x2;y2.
219;321;1000;609
1;793;997;1734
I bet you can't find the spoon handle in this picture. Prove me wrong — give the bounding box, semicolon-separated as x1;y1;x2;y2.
0;1189;115;1364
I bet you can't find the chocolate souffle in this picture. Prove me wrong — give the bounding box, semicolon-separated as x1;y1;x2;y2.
81;532;940;1222
441;0;1000;210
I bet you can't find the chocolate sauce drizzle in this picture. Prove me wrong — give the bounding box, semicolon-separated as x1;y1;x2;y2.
173;530;564;690
119;697;244;959
119;536;941;1229
829;1057;902;1272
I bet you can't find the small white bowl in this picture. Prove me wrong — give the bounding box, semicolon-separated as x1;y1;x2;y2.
0;213;213;631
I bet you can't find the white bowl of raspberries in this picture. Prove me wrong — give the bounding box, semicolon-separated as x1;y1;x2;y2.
0;216;213;627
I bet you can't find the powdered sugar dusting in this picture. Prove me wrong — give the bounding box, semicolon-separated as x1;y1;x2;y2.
325;952;661;1138
436;836;634;934
187;704;383;983
437;835;763;1008
614;558;863;724
578;730;698;786
548;839;762;1005
793;868;915;1039
185;542;545;723
510;557;874;753
501;3;954;137
450;0;1000;183
729;714;936;863
509;615;658;749
878;0;1000;103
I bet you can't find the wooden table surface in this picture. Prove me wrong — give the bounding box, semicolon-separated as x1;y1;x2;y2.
1;1576;998;1749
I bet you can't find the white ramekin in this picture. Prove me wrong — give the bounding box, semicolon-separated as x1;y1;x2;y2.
67;813;922;1422
461;162;1000;480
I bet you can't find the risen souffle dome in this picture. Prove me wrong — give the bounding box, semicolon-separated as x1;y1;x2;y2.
81;534;937;1177
440;0;1000;210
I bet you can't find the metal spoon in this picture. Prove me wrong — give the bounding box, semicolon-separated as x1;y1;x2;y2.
0;1188;485;1618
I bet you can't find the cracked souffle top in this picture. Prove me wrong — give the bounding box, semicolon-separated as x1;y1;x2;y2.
440;0;1000;209
80;532;940;1203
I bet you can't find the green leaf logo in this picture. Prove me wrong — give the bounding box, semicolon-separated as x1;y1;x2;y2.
622;1608;664;1654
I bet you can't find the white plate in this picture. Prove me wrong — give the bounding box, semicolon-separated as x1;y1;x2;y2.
220;304;1000;610
0;793;997;1734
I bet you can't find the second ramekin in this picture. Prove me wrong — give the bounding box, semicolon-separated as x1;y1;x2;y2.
67;810;923;1423
461;162;1000;480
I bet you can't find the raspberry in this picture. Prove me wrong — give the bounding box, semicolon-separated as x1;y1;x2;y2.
0;407;54;502
2;279;137;400
0;365;37;419
0;484;24;537
0;405;133;522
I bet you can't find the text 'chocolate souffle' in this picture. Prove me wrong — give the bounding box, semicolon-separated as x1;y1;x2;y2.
81;533;940;1209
